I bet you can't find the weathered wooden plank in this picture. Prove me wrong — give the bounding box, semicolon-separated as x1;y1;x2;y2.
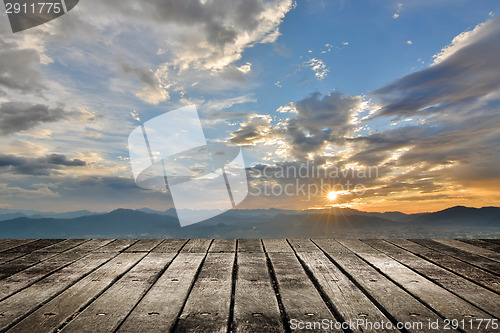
152;239;188;252
0;240;112;301
0;240;116;280
287;239;322;253
314;239;452;333
34;239;88;253
388;239;500;294
0;253;24;266
291;240;398;333
0;240;36;253
262;239;294;253
209;239;237;252
123;239;163;252
237;239;263;252
433;239;500;263
411;239;500;275
175;252;235;332
92;239;136;252
0;251;61;280
0;252;116;331
117;252;207;332
59;253;176;333
363;239;500;318
264;239;341;333
233;252;284;333
181;239;213;253
0;239;63;265
8;252;145;333
460;239;500;253
49;239;112;255
484;239;500;245
339;239;496;333
1;239;62;253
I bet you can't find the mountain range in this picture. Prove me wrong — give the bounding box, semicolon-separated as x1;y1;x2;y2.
0;206;499;238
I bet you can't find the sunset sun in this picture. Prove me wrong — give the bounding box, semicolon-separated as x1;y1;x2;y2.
327;191;338;201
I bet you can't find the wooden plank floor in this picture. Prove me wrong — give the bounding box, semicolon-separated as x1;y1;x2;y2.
0;239;498;333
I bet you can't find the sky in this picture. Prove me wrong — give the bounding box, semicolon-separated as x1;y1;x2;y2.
0;0;499;213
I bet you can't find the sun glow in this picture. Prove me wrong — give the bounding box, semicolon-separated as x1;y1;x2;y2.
327;191;338;201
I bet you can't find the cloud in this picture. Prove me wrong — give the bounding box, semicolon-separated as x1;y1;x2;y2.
0;46;44;94
0;175;178;212
294;92;360;134
229;114;273;146
372;18;500;119
119;62;169;104
276;103;296;113
95;0;293;71
392;3;403;19
135;85;169;105
237;62;252;74
432;20;487;65
0;102;69;135
120;62;156;87
230;91;364;159
1;140;50;157
0;153;86;176
52;175;175;211
0;183;60;200
208;111;255;119
203;94;257;112
304;58;329;80
0;0;293;109
84;131;103;138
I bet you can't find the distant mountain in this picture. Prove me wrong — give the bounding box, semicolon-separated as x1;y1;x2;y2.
0;212;27;222
302;207;415;222
0;209;102;221
0;206;498;238
0;209;178;238
136;208;177;216
410;206;500;226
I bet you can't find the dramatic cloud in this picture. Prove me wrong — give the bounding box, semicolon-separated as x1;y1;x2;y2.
227;17;500;210
230;91;364;159
1;2;498;213
372;17;500;119
0;102;68;135
0;153;86;175
0;0;293;105
103;0;293;71
344;18;500;194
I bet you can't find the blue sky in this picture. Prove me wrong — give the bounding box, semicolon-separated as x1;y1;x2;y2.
242;1;498;110
0;0;499;213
